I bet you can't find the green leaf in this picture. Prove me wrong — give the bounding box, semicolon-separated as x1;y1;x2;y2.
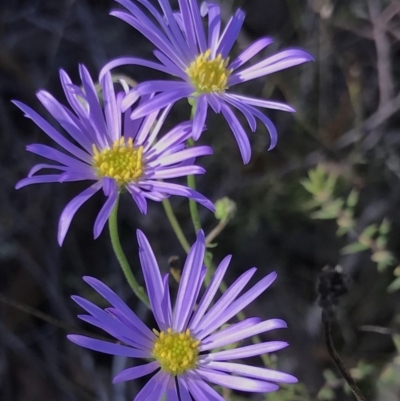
341;242;369;255
376;236;387;249
379;218;391;235
360;224;378;239
392;334;400;353
387;277;400;293
300;178;317;195
372;250;394;271
346;190;359;208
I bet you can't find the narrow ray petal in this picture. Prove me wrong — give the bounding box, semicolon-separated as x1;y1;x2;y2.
67;335;150;358
58;182;102;245
113;361;159;383
197;368;279;392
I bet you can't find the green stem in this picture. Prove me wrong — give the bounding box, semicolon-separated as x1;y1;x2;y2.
162;198;191;253
186;138;202;234
108;196;150;308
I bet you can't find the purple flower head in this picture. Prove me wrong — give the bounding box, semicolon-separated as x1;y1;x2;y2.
100;0;313;163
15;65;214;246
68;230;297;399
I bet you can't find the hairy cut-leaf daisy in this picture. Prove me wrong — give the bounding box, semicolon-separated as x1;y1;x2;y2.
15;65;214;245
100;0;313;163
68;230;298;400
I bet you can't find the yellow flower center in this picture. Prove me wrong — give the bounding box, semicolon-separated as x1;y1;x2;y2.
92;137;144;186
186;50;232;94
152;328;200;375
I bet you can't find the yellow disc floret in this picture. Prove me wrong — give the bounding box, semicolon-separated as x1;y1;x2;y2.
186;49;232;94
92;137;144;186
152;328;200;375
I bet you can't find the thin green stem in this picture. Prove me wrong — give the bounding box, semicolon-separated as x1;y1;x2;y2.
186;138;202;234
108;196;150;308
162;198;191;253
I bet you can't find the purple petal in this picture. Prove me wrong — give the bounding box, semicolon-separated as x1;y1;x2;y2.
220;94;257;131
58;182;102;245
173;230;206;332
187;0;207;52
140;105;173;151
229;37;274;71
177;377;192;401
206;93;222;113
150;146;212;167
220;102;251;164
199;272;278;338
184;372;226;401
153;50;187;80
145;0;190;62
12;101;91;163
192;95;208;141
222;96;279;149
130;88;193;120
206;341;288;361
197;368;280;392
99;57;174;82
203;361;298;384
150;166;205;180
16;174;63;189
216;9;245;58
26;144;90;170
188;255;231;331
161;274;172;327
83;276;156;341
137;230;167;330
93;188;118;239
27;163;68;177
136;0;192;62
133;370;169;401
101;72;120;143
195;268;257;336
135;80;192;97
177;0;197;56
78;65;109;147
230;49;314;85
205;3;221;54
226;93;295;112
151;122;192;154
126;185;148;214
59;171;97;182
113;361;159;383
139;181;215;212
67;335;150;358
78;313;149;350
165;374;180;401
200;319;287;351
132;109;159;146
36;90;92;151
245;106;278;150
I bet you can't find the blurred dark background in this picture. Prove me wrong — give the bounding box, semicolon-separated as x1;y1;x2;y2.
2;0;400;400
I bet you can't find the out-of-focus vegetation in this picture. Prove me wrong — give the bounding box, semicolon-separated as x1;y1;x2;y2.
1;0;400;400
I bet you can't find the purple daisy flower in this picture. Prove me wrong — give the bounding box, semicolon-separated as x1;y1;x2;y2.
100;0;313;163
68;230;297;399
15;65;214;245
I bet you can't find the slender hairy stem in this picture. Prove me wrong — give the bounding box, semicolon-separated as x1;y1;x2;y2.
162;198;190;253
108;196;150;308
323;311;367;401
186;138;202;233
